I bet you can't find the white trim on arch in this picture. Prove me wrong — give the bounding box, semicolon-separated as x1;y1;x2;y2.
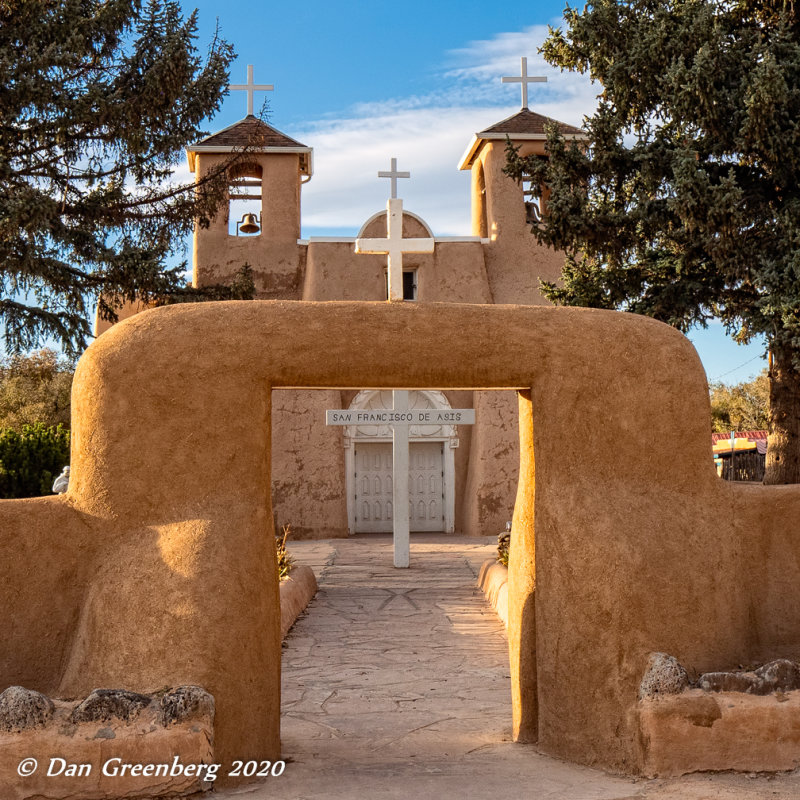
356;208;434;239
344;390;457;534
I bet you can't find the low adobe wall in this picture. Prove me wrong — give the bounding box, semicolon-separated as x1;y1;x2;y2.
639;689;800;775
280;565;317;639
478;560;509;628
0;301;798;785
0;686;215;800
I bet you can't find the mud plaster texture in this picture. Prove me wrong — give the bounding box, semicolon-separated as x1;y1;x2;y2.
638;690;800;776
2;300;800;785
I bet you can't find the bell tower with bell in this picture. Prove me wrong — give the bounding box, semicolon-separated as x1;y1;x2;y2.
186;66;313;299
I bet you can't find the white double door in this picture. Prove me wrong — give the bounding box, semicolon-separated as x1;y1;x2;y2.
354;441;445;533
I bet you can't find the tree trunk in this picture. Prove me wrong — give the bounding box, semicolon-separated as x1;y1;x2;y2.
764;342;800;484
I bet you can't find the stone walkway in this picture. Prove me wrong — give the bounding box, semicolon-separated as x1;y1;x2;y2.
221;535;800;800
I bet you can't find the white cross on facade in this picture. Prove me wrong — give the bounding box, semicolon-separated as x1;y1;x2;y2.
229;64;274;117
378;157;410;199
501;57;547;109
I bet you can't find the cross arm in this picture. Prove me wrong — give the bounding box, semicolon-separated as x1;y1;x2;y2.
229;83;275;91
354;238;391;255
399;238;435;253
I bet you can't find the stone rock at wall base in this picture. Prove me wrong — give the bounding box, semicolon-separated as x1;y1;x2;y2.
698;671;762;694
698;659;800;695
71;688;152;723
755;658;800;692
0;687;54;732
639;653;689;699
160;686;215;726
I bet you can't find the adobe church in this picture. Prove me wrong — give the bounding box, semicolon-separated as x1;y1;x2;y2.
102;62;586;539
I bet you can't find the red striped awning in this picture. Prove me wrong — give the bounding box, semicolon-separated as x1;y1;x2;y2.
711;430;767;443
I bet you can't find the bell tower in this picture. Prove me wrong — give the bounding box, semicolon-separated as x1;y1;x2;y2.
186;67;313;300
458;59;587;304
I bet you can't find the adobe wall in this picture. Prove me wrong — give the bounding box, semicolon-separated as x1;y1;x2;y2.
460;390;520;536
3;300;799;784
271;389;349;539
442;389;477;534
473;140;565;304
301;215;491;304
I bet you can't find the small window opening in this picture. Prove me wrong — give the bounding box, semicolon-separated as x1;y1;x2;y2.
228;164;262;236
384;269;418;301
522;172;542;225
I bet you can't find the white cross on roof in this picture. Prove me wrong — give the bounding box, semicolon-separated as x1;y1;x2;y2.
501;57;547;109
378;157;410;199
229;64;274;117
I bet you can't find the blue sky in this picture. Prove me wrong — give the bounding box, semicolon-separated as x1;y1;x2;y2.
176;0;768;385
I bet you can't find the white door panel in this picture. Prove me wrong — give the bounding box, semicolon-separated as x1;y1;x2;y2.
354;441;444;533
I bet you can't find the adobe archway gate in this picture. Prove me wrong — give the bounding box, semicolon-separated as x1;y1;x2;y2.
1;300;799;785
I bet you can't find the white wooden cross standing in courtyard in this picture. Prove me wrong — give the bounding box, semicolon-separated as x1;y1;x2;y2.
325;159;474;567
229;64;274;117
502;57;547;109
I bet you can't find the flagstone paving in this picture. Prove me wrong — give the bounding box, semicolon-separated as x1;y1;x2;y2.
220;535;800;800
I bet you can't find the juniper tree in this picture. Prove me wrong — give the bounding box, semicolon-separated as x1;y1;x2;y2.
0;0;245;357
506;0;800;483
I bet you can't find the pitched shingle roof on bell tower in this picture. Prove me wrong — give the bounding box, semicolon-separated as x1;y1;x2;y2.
458;108;587;170
479;108;584;137
186;116;313;175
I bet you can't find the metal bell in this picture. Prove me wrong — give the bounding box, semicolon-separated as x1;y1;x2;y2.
237;213;260;234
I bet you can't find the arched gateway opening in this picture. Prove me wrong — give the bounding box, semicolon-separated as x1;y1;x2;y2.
2;301;798;787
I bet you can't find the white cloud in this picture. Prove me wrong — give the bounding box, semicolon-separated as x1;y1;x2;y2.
295;27;598;236
296;107;486;235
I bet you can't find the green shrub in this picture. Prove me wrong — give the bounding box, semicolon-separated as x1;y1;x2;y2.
0;423;70;498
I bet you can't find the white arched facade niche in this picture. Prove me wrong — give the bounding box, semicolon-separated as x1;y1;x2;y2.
356;209;434;239
344;390;458;534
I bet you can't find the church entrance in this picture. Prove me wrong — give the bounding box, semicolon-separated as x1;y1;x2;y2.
353;441;444;533
344;390;458;534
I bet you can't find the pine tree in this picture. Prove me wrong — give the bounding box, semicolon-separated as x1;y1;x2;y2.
0;0;243;356
506;0;800;483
